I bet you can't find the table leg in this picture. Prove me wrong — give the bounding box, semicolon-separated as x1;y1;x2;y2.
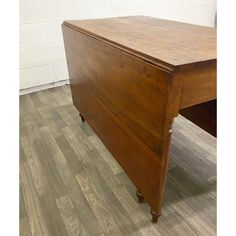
148;120;174;223
136;189;144;203
150;208;161;223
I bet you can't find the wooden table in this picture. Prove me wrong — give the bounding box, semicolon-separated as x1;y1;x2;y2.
62;16;216;223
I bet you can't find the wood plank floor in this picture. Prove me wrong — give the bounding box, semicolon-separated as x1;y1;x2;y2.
20;85;216;236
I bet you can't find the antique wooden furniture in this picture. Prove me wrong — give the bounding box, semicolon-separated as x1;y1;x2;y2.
62;16;216;223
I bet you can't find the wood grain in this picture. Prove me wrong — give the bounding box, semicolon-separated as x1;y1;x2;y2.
64;16;216;70
62;24;182;218
20;85;216;235
20;163;50;236
176;64;216;109
62;15;216;221
56;195;89;236
20;218;32;236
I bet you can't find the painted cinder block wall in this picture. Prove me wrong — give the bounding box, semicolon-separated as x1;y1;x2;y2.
20;0;216;92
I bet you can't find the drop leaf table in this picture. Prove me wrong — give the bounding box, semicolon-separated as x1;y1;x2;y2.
62;16;216;223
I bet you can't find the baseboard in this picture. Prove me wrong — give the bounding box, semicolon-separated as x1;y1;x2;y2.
19;79;70;95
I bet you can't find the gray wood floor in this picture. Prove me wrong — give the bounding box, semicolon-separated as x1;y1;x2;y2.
20;85;216;236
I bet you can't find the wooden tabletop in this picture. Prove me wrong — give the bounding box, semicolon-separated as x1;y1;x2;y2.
64;16;216;71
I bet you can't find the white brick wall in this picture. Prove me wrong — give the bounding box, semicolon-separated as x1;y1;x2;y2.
20;0;216;90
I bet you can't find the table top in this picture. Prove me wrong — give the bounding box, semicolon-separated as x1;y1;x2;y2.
64;16;216;71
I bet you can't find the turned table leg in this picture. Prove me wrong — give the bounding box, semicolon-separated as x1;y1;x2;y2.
136;189;144;203
150;209;161;223
79;113;85;122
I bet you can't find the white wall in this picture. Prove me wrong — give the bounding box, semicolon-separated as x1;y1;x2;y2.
20;0;216;91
